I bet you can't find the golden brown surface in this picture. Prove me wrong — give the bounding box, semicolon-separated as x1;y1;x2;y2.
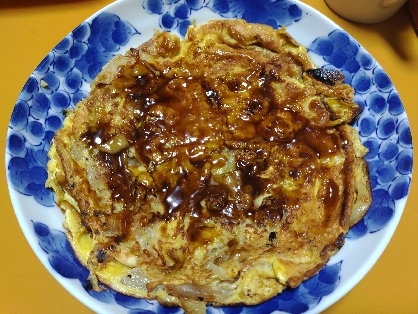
1;1;418;314
46;20;369;311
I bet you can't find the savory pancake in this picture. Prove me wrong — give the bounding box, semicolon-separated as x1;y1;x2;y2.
46;20;372;313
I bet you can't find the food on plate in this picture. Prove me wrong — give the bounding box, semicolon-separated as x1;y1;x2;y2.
46;19;372;313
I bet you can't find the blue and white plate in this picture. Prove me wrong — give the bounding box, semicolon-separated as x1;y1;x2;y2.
6;0;413;313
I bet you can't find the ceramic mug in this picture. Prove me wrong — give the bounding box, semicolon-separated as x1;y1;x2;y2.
325;0;407;23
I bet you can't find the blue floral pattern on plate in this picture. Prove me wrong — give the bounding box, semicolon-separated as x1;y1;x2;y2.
7;12;138;207
143;0;305;35
308;30;412;239
33;221;341;314
6;0;412;313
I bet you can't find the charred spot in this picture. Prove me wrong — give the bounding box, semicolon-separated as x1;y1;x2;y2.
335;233;345;249
259;195;285;220
306;68;344;86
96;249;107;263
95;83;107;89
83;279;94;291
269;231;277;242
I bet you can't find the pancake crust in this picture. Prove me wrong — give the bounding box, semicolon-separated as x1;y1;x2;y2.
46;20;372;312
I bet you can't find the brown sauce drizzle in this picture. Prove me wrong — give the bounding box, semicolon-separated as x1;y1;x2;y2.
83;126;135;207
322;179;340;215
82;58;345;242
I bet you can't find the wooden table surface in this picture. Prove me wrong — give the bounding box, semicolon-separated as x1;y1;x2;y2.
1;0;417;313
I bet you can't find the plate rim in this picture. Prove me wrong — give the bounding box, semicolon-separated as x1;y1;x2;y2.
5;0;413;313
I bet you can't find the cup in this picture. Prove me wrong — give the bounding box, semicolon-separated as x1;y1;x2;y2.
325;0;407;23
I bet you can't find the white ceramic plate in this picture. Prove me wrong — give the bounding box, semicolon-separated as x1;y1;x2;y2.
6;0;413;313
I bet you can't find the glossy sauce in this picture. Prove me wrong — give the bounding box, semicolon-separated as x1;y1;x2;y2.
83;126;135;208
83;49;345;242
323;179;340;213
